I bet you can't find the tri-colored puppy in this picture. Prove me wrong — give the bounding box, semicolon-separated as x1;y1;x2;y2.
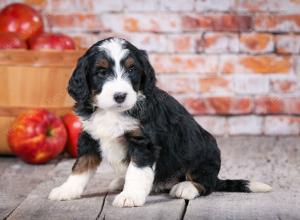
49;37;272;207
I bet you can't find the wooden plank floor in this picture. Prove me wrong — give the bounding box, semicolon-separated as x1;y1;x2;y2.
1;136;300;220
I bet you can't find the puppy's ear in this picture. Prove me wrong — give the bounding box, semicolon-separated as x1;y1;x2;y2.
68;56;90;103
138;50;156;94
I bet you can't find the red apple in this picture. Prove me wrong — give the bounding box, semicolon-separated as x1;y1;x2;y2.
0;3;44;41
7;109;67;164
0;32;27;49
29;33;76;50
63;112;82;158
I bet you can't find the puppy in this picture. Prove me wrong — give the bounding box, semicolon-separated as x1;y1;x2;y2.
49;37;272;207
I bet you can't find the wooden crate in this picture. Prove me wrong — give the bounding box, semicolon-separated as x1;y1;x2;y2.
0;50;83;154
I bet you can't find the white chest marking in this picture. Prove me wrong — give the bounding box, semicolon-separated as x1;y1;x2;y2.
81;111;139;175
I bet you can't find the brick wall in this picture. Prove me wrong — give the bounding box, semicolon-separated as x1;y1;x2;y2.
2;0;300;135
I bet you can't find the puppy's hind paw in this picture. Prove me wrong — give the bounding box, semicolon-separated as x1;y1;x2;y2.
170;181;199;200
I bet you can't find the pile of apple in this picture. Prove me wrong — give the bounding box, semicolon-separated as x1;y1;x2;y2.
0;3;75;50
8;109;82;164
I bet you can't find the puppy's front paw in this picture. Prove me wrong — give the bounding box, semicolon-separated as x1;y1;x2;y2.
48;184;83;201
112;191;146;207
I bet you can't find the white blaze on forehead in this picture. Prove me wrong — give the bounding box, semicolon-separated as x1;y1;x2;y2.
98;38;129;79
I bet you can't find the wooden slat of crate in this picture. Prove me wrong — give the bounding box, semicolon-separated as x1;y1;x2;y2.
0;50;84;67
0;66;74;107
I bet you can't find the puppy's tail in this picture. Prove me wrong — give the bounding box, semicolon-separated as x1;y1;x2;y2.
215;178;272;193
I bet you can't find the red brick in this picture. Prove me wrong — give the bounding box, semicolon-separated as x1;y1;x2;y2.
183;97;207;115
23;0;47;9
168;34;200;53
240;56;292;74
220;55;292;74
285;97;300;114
102;14;181;32
47;13;107;32
198;76;231;94
200;32;239;53
264;116;300;135
271;78;299;93
255;14;300;32
206;96;253;114
182;14;252;32
184;96;253;115
255;96;285;114
275;35;300;54
150;54;218;74
240;33;274;54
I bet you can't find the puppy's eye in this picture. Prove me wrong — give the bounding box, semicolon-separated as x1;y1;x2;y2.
128;65;135;73
97;68;107;76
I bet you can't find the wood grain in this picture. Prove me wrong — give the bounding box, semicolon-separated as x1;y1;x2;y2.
184;192;300;220
0;117;14;154
0;159;56;219
100;194;186;220
0;50;84;67
0;66;74;107
7;160;113;220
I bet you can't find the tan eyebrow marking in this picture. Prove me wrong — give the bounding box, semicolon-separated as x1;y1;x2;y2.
97;58;109;68
124;57;135;68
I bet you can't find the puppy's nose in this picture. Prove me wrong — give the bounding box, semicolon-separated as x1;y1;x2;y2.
114;92;127;103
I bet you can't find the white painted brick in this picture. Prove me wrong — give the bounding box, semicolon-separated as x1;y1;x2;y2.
160;0;195;12
195;116;227;136
232;75;270;95
157;74;198;94
295;56;300;76
275;35;300;54
124;0;158;11
129;33;168;52
268;0;300;13
91;0;123;12
228;116;263;135
195;0;235;12
264;116;300;135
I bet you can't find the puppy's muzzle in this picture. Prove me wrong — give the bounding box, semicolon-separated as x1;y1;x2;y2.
114;92;127;103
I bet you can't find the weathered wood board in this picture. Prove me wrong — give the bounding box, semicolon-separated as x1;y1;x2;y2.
0;159;56;219
184;192;300;220
1;137;300;220
7;160;112;220
100;194;186;220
